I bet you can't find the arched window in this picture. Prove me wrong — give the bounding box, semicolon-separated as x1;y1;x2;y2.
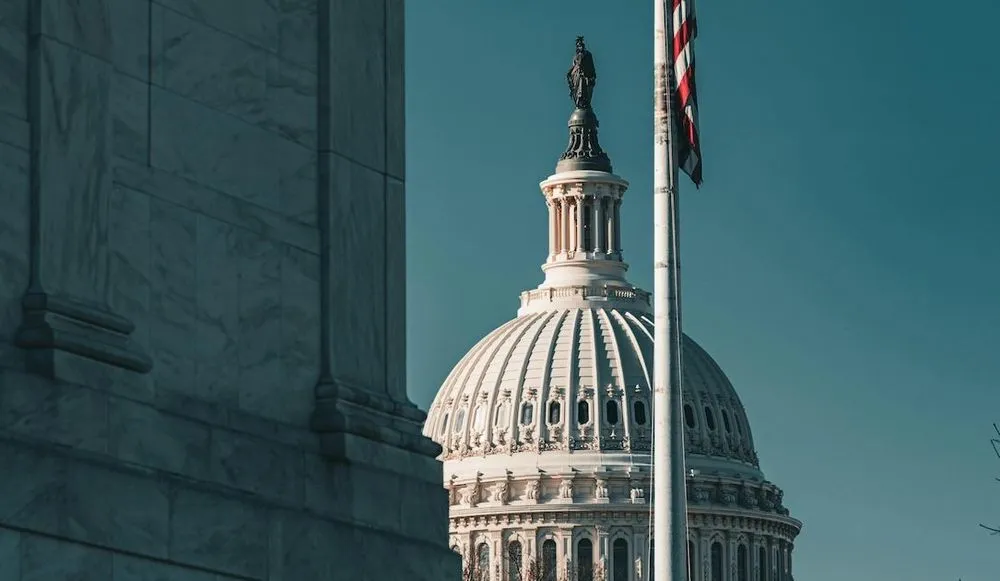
440;413;450;435
507;541;523;581
606;400;620;425
541;540;557;581
582;202;593;250
473;405;486;432
520;402;534;425
633;400;648;425
683;404;695;428
704;406;716;431
710;542;723;581
477;543;491;581
577;539;594;581
612;539;628;581
577;399;590;425
721;409;732;433
455;408;467;432
737;545;749;581
758;547;768;581
548;400;562;424
687;540;695;581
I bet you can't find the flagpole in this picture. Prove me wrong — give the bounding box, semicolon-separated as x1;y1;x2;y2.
652;0;689;580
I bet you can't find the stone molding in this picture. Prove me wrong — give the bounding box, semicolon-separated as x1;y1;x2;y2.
312;378;441;460
16;292;152;374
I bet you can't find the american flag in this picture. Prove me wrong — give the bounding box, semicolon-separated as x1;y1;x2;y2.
671;0;702;186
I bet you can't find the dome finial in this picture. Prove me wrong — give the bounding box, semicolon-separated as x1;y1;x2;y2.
557;36;612;173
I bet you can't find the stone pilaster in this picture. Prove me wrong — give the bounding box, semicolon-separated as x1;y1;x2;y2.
310;0;438;461
15;0;151;377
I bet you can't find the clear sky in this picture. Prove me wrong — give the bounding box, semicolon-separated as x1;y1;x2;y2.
403;1;1000;579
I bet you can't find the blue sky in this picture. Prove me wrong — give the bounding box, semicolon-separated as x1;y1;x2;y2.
403;1;1000;579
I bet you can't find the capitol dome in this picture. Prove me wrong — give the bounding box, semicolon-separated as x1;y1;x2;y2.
428;308;761;476
424;38;800;581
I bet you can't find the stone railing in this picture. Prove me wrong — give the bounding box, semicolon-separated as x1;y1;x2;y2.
519;285;651;309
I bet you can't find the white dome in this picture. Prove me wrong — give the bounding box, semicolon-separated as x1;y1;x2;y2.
424;305;761;480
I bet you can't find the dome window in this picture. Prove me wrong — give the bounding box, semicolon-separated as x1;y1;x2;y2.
633;400;648;425
710;542;723;581
577;399;591;425
737;544;749;581
476;543;491;581
721;409;732;433
548;400;562;424
605;400;620;425
683;404;696;428
612;539;628;581
704;406;716;431
734;414;743;435
541;540;557;581
472;405;486;432
520;402;534;425
454;408;467;433
439;413;450;435
577;538;594;581
688;540;695;581
495;401;510;427
507;541;523;581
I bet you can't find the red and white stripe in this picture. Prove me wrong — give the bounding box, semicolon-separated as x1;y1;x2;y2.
671;0;702;186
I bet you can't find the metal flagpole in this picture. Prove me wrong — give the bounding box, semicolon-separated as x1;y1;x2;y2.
652;0;689;580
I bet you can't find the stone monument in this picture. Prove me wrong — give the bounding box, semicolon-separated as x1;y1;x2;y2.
0;1;455;579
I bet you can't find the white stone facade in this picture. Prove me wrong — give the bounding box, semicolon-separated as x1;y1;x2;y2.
424;162;801;581
0;1;454;580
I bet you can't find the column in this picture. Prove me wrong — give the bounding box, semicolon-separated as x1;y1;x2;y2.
596;525;610;581
568;201;577;254
593;196;603;253
613;199;622;255
561;196;571;256
548;200;557;259
575;197;584;254
604;198;615;254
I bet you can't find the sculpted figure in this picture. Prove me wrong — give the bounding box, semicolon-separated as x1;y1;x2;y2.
525;480;539;500
566;36;597;109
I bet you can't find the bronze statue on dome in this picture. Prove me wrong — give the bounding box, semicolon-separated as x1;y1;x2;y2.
566;36;597;109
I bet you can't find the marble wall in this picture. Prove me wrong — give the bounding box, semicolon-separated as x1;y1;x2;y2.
0;0;455;579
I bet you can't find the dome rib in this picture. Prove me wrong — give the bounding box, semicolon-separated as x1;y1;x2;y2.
613;309;652;391
499;310;559;447
472;313;546;448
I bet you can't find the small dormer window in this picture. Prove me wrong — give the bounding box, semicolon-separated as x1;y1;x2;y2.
495;401;510;426
605;400;620;425
633;400;647;425
439;413;450;435
721;409;732;433
683;404;696;428
472;405;486;432
577;399;591;425
520;402;534;425
454;408;467;432
548;401;562;425
704;406;716;431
